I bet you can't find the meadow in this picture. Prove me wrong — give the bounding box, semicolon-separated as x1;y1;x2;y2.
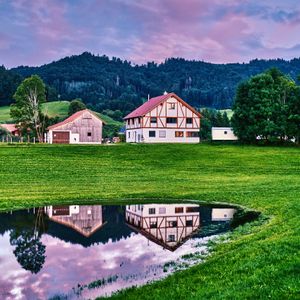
0;143;299;299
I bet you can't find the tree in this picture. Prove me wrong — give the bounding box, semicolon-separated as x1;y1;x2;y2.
10;229;46;274
232;68;298;143
68;98;86;116
10;75;46;142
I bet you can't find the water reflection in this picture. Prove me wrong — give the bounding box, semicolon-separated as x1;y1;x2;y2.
126;204;200;251
0;203;237;299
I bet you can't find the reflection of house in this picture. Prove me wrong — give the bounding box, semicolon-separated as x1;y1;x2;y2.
47;109;105;144
125;204;200;251
211;208;235;221
45;205;104;237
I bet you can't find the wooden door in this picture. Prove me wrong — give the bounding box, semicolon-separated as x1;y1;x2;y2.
52;131;70;144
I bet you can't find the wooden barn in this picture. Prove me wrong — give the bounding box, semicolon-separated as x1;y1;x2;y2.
46;109;105;144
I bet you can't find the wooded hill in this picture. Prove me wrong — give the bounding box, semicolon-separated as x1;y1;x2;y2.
2;53;300;115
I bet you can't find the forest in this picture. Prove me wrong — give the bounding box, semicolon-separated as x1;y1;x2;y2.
1;52;300;117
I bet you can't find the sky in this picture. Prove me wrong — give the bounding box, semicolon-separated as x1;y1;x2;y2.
1;0;300;68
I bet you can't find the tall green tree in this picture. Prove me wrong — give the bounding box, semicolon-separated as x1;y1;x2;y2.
68;98;86;116
232;68;298;143
10;75;46;142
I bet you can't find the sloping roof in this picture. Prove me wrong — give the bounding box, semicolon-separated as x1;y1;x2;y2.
124;92;202;119
0;124;19;133
47;109;105;130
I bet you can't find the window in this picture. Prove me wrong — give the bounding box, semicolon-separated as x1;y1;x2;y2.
186;132;199;138
166;117;177;124
150;221;157;228
186;220;193;227
168;103;176;109
149;131;156;137
149;208;156;214
175;131;184;137
168;235;176;242
186;206;199;213
159;130;166;138
159;207;166;214
175;207;184;213
150;117;157;123
224;131;228;135
168;221;177;227
128;132;130;138
186;118;193;124
87;132;92;137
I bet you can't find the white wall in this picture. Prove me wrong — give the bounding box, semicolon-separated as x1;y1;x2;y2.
211;127;238;141
211;208;236;221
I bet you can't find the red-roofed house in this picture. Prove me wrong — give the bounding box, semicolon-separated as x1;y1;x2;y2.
0;124;20;136
124;92;201;143
47;109;105;144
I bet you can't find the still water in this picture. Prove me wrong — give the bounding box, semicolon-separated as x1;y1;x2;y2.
0;203;237;299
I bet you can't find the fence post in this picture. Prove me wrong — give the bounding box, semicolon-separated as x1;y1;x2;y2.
33;137;35;144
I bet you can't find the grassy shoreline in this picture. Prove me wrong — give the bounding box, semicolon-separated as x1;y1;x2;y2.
0;143;299;299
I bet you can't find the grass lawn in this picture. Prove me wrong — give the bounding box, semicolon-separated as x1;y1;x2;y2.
0;143;299;299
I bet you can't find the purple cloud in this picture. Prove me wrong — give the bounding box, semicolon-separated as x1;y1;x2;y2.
0;0;300;67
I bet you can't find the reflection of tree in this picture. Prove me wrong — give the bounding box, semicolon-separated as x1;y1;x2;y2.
9;208;47;274
10;229;46;274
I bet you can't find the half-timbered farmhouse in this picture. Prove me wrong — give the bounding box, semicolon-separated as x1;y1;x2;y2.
125;204;200;251
47;109;105;144
124;92;201;143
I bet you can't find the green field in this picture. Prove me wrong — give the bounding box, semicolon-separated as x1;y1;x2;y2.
0;143;299;299
219;109;233;119
0;101;123;128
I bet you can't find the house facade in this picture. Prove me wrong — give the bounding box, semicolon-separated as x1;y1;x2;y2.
211;127;238;141
125;204;200;251
124;92;201;143
47;109;105;144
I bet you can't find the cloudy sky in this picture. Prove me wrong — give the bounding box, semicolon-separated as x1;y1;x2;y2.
1;0;300;68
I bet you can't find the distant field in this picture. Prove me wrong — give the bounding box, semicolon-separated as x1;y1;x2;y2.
0;101;123;127
219;109;233;119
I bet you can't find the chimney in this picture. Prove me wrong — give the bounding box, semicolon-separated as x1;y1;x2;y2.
163;91;168;95
147;94;150;101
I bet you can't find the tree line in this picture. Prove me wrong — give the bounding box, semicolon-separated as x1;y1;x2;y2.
2;52;300;117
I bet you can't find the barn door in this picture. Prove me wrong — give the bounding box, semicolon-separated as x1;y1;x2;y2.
52;131;70;144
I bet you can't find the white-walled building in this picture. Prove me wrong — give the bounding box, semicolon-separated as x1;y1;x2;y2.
124;92;201;143
125;204;200;251
211;127;238;141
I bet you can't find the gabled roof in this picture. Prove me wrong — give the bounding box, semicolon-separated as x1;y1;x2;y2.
47;109;105;130
124;92;202;119
0;124;19;133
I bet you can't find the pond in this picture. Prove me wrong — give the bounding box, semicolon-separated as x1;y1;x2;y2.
0;202;247;299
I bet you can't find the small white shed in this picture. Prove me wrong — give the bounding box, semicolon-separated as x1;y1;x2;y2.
211;127;238;141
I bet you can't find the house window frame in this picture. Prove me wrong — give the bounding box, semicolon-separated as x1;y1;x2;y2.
150;117;157;124
186;118;193;124
166;117;177;124
149;130;156;138
175;131;184;137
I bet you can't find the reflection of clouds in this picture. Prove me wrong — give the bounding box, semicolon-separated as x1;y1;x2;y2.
0;229;210;299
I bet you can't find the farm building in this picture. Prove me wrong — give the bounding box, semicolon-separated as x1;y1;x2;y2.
0;124;20;136
211;127;238;141
44;205;104;237
46;109;105;144
125;204;200;251
124;92;201;143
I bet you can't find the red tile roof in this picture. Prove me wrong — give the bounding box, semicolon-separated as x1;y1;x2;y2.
0;124;19;133
47;109;105;130
124;92;202;119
